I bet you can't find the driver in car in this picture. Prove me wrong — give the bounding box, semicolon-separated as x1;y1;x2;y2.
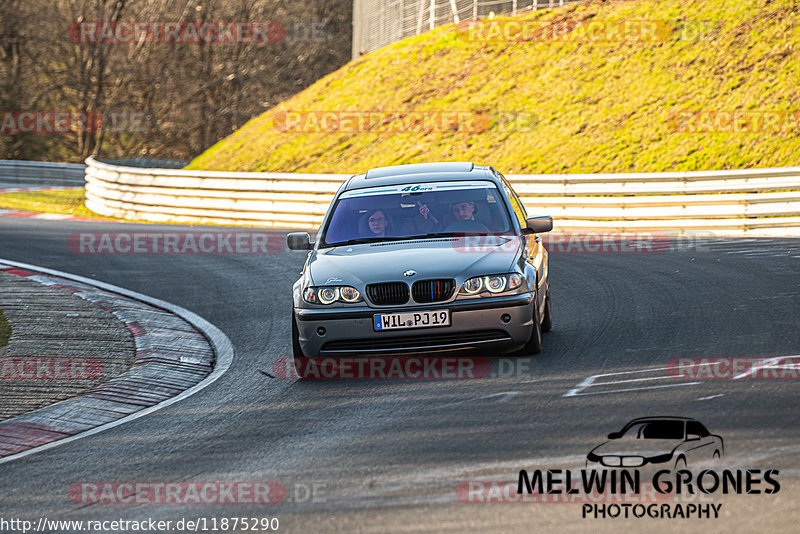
445;201;489;232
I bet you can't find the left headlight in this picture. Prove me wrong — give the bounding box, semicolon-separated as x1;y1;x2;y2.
458;273;524;297
303;286;362;305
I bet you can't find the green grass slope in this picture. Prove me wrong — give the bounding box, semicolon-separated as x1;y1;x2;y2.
188;0;800;174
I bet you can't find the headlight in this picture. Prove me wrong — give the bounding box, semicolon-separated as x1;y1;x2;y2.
303;287;317;303
303;285;362;305
485;275;507;293
459;273;525;297
339;286;361;303
318;287;339;304
462;277;483;294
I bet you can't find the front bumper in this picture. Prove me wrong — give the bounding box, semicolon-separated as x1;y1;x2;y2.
294;293;534;357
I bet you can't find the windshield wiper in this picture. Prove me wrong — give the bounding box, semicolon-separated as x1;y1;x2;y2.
323;231;515;247
405;231;515;239
324;236;415;247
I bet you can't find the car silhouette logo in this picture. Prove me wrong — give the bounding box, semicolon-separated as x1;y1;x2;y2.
586;416;724;470
403;270;416;277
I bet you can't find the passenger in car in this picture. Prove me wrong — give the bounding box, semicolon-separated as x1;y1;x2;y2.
360;209;394;237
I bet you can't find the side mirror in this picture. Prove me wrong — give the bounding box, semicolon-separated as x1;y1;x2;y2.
287;232;313;250
686;433;701;441
524;216;553;234
607;432;622;440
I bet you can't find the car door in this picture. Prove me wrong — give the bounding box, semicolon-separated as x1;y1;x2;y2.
683;421;717;465
498;173;548;315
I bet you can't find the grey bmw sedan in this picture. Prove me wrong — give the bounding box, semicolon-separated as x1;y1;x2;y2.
287;162;553;378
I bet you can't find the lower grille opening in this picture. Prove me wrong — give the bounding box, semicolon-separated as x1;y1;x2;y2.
320;329;511;353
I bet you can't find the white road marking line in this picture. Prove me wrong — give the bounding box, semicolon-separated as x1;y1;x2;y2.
590;374;680;387
588;366;670;377
697;394;725;401
567;381;701;397
564;366;700;397
479;391;519;403
733;355;800;379
564;375;596;397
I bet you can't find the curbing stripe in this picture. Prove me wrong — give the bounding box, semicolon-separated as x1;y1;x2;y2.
0;257;234;465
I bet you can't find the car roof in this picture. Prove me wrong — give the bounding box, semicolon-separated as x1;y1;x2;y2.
343;162;498;191
625;416;698;424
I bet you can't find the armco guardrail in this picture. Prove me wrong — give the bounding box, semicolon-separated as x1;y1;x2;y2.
84;157;800;235
353;0;580;58
0;160;86;187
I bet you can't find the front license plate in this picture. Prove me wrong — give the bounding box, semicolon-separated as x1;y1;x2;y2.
373;309;450;331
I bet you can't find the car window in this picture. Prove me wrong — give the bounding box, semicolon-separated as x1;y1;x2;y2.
641;420;685;440
320;181;514;247
686;421;710;437
621;420;685;439
500;175;527;227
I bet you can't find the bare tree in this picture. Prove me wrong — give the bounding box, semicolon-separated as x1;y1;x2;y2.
0;0;352;163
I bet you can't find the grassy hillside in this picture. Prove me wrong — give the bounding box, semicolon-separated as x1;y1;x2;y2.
188;0;800;174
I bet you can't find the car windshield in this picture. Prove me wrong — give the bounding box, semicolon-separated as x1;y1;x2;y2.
621;421;685;440
320;181;514;247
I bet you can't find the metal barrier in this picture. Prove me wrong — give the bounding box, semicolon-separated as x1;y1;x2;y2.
99;158;189;169
353;0;580;58
0;160;86;187
84;157;800;235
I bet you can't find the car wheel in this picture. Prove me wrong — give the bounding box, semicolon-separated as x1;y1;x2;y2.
541;287;552;333
520;294;543;355
291;312;310;379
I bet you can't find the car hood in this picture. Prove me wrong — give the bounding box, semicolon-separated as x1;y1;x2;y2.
307;236;521;286
590;438;684;457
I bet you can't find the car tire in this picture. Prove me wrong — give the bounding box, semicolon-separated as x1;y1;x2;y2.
520;294;543;355
541;287;552;333
291;312;310;379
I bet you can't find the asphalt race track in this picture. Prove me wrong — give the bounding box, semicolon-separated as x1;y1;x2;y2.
0;217;799;533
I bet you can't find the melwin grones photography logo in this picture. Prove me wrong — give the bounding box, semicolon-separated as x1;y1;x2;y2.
506;417;780;519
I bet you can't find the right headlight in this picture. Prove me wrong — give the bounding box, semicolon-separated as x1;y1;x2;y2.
303;285;362;305
458;273;525;297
